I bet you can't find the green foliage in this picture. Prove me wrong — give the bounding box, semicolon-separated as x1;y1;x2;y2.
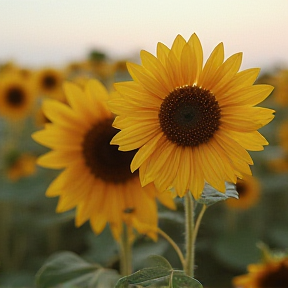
132;238;170;271
35;251;120;288
88;50;107;62
196;182;238;206
115;255;202;288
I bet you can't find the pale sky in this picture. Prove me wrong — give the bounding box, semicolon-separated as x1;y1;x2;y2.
0;0;288;71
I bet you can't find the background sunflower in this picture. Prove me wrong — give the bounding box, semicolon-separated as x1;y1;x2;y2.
34;68;65;102
32;79;175;240
225;175;261;210
0;74;35;120
233;245;288;288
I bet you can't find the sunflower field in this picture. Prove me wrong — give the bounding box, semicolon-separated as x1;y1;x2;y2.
0;36;288;288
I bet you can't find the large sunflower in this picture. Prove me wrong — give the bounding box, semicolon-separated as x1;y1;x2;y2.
0;74;35;120
109;34;275;199
32;79;175;240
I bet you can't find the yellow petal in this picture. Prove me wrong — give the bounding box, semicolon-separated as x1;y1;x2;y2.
56;171;92;212
220;85;274;106
32;128;83;150
127;62;167;99
166;49;183;88
130;132;163;172
216;129;253;164
187;33;203;83
171;34;187;61
76;179;106;227
157;42;170;66
210;52;243;94
42;99;90;130
190;147;205;199
174;147;191;197
37;150;80;169
198;42;224;87
45;160;87;196
181;44;196;85
199;144;226;192
140;50;173;92
218;68;260;97
223;130;268;151
156;146;182;193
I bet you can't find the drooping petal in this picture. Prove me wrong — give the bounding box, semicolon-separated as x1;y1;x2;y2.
174;147;191;197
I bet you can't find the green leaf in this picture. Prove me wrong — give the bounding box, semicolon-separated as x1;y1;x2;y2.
35;251;119;288
145;255;172;270
170;270;203;288
115;256;203;288
115;266;171;288
196;182;238;206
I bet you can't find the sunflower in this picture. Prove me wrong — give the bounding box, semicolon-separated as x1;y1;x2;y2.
35;68;65;101
225;175;260;210
32;79;175;240
0;74;35;120
109;33;275;199
6;152;37;181
233;255;288;288
273;69;288;106
268;157;288;173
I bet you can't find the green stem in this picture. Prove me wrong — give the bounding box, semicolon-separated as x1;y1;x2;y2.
184;192;195;277
192;204;207;248
157;227;185;269
119;223;132;276
0;201;13;270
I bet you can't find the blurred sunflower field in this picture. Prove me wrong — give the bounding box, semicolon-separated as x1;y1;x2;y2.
0;47;288;288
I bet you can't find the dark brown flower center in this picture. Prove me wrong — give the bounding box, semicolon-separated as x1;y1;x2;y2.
6;87;25;106
82;118;138;183
257;261;288;288
236;181;247;197
42;74;57;89
158;85;221;147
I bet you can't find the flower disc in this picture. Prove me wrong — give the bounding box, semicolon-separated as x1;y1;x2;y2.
0;74;35;120
82;118;137;183
159;85;221;147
